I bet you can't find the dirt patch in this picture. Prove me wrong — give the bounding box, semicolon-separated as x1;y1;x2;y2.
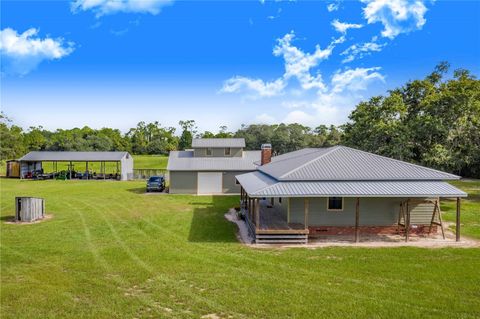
3;214;53;225
224;209;254;244
267;230;480;249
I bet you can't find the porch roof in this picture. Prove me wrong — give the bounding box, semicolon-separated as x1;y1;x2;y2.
236;171;467;198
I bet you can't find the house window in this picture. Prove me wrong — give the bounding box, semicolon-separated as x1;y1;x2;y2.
225;147;231;156
327;197;343;211
206;148;212;156
279;197;282;203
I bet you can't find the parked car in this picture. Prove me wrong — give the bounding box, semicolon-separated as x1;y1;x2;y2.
146;176;165;192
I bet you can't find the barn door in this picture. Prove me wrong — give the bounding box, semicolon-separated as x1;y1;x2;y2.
197;172;222;195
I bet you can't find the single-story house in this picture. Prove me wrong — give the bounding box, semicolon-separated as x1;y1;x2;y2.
236;145;467;244
18;151;134;181
167;138;260;194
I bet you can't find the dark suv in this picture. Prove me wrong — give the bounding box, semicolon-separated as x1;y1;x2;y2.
146;176;165;192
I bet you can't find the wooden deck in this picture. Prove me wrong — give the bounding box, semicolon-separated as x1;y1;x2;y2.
246;199;309;235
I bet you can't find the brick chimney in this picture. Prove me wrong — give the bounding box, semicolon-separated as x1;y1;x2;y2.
261;144;272;165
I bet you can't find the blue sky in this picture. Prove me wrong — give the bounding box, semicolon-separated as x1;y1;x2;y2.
1;0;479;133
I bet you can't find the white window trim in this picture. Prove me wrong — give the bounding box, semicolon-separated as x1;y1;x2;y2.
327;197;344;211
224;147;231;156
206;148;213;156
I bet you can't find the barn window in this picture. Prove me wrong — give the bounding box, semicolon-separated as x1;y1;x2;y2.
206;148;212;156
225;147;231;156
327;197;343;211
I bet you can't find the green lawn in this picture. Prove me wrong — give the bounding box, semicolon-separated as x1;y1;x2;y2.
1;179;479;318
132;155;168;169
442;180;480;239
0;155;168;176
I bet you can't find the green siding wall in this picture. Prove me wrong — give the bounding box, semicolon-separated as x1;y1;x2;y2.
273;197;288;220
406;200;437;225
290;198;306;225
169;170;254;194
222;171;248;194
193;148;243;157
287;197;434;227
169;171;197;194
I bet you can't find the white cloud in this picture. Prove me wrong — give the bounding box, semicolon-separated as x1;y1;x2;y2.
281;68;384;126
221;31;343;98
71;0;173;17
331;19;363;34
326;1;341;12
273;31;336;91
0;28;74;76
283;110;318;126
341;40;386;63
281;101;311;109
362;0;428;39
331;67;385;93
220;76;286;98
282;102;342;127
221;31;386;127
255;113;276;124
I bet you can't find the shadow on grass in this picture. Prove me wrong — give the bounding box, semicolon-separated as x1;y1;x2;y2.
1;215;16;222
126;187;147;194
188;196;238;243
126;187;169;195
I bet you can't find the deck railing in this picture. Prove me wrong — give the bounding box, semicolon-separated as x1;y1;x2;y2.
240;200;308;244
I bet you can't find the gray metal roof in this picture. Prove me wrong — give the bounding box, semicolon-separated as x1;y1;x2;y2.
236;171;467;198
19;151;130;162
167;150;260;171
191;138;245;148
258;146;459;181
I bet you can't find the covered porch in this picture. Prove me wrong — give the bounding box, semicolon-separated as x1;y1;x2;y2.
240;188;309;244
240;186;464;244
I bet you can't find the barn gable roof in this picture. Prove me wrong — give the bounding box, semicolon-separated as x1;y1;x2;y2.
191;138;245;148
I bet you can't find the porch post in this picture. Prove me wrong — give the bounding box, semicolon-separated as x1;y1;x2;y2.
405;199;410;242
456;197;461;242
304;198;309;229
69;161;72;179
355;197;360;243
255;198;260;227
287;198;291;223
251;198;255;222
86;162;89;180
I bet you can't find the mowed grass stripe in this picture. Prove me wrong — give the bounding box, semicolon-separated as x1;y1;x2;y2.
67;196;248;318
64;185;480;318
1;179;479;318
96;189;476;313
65;196;201;318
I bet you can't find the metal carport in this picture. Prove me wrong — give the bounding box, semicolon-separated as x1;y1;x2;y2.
18;151;134;181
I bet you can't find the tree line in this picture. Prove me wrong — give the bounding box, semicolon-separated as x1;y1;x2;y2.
1;63;479;177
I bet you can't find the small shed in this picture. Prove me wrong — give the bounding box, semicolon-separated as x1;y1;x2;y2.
15;197;45;222
6;160;20;178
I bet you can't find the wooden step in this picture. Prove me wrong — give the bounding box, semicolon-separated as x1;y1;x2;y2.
255;233;308;244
